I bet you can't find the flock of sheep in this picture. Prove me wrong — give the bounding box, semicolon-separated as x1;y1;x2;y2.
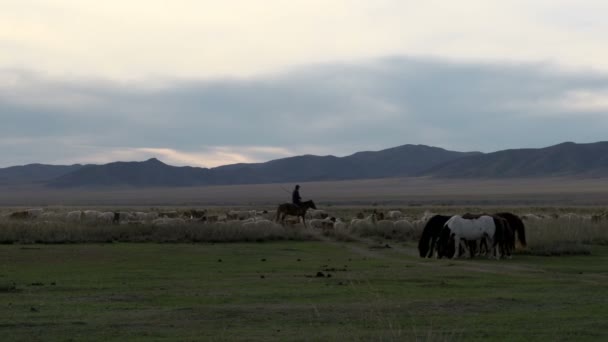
2;207;430;235
3;207;606;232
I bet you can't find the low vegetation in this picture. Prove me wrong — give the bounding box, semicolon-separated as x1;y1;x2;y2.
2;207;608;258
1;242;606;341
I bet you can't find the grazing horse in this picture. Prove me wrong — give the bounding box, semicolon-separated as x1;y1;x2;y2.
437;215;508;260
418;215;452;258
275;200;317;227
495;212;527;249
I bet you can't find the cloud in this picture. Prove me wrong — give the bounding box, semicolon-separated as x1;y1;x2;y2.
2;56;608;167
3;1;608;80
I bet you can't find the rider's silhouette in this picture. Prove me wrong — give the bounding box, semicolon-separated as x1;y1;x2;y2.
292;185;302;206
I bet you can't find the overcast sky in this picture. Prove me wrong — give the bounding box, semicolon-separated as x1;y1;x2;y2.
2;1;608;167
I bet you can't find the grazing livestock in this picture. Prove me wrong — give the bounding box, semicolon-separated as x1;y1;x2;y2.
417;215;452;258
350;211;379;229
437;215;509;260
83;210;102;224
275;200;317;227
376;220;395;230
184;209;207;219
9;211;29;219
393;219;414;230
152;218;186;226
307;209;329;220
333;218;347;230
131;212;159;222
159;211;180;218
97;212;116;224
309;217;336;229
27;208;44;218
40;212;61;220
227;210;253;221
494;212;527;249
387;210;403;220
66;211;83;222
9;208;44;219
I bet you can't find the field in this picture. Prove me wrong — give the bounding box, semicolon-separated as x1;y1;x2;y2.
2;178;608;341
2;241;607;341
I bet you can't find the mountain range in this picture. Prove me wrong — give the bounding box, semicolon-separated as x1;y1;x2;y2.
1;141;607;188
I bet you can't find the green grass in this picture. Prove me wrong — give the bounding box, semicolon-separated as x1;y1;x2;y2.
1;241;607;341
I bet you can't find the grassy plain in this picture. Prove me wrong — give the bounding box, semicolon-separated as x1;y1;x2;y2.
3;177;608;206
2;177;608;340
1;240;607;341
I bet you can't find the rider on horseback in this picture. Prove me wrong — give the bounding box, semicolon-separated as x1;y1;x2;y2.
292;185;302;207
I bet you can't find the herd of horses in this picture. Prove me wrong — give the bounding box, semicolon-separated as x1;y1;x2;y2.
418;212;527;260
275;200;526;260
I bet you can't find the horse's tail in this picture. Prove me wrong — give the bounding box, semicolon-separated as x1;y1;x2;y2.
512;215;527;247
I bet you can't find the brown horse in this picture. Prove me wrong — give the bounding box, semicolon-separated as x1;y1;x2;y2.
275;200;317;227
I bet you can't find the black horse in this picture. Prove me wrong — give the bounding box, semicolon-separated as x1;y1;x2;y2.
275;200;317;227
418;215;452;258
495;212;527;249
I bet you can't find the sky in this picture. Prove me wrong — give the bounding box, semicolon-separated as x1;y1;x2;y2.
2;0;608;167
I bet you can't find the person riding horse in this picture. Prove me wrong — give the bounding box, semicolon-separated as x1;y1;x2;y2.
276;185;316;226
292;185;302;207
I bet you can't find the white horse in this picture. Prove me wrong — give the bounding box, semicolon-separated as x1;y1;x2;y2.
437;215;505;259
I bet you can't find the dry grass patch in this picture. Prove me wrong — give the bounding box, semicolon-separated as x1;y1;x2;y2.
522;217;608;256
0;219;317;244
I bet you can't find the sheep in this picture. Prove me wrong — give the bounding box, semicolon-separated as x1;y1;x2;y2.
309;217;336;229
393;219;414;230
227;210;253;221
307;209;329;220
387;210;403;220
152;218;186;226
66;211;83;222
97;212;116;224
9;208;44;219
83;210;102;224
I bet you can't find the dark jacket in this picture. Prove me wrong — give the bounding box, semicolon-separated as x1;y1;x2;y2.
292;189;302;205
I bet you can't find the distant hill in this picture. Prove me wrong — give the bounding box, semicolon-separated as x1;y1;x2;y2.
424;141;608;178
46;144;477;187
0;164;84;185
3;141;608;188
211;144;481;183
49;158;212;187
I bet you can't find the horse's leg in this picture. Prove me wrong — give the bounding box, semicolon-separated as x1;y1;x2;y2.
493;237;501;260
452;234;459;259
302;215;307;228
468;240;476;259
429;237;436;258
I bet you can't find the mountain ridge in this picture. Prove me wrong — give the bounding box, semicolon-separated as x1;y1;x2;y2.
1;141;607;187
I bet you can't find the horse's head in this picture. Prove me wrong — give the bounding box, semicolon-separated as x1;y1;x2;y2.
418;241;429;258
307;200;317;210
436;227;454;259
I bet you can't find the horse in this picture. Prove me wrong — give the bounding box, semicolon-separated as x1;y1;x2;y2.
275;200;317;227
494;212;527;249
437;215;508;260
418;215;452;258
